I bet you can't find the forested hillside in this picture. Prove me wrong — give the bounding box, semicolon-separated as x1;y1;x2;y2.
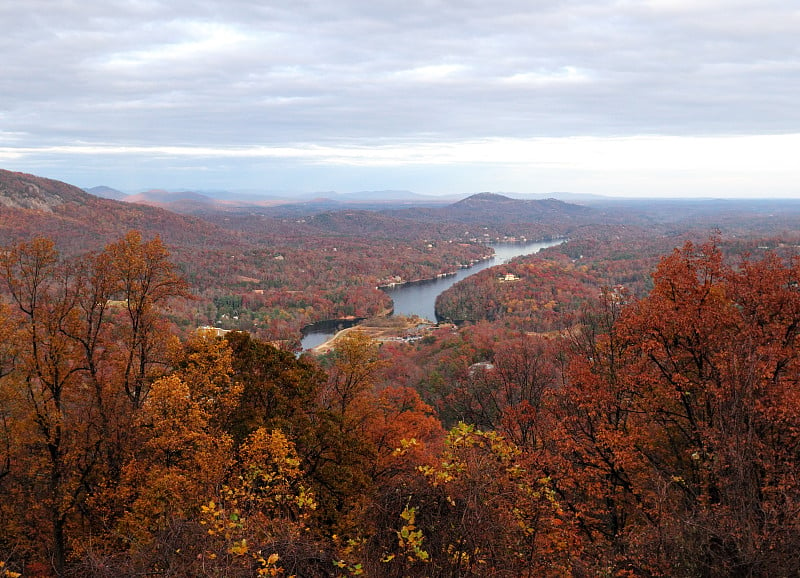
1;231;799;576
0;170;238;253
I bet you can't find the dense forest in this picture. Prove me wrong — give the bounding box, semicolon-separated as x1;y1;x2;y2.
2;232;800;576
2;171;800;576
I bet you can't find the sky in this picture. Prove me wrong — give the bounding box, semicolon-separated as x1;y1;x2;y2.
1;0;799;198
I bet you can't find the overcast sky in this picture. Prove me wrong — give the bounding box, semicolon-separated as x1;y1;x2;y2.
1;0;799;197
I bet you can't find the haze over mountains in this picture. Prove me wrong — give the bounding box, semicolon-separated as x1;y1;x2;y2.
5;168;800;228
85;182;800;222
83;183;616;212
4;169;800;258
389;192;595;225
2;169;604;247
85;185;458;208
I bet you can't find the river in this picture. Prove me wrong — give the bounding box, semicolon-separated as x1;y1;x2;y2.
300;238;563;350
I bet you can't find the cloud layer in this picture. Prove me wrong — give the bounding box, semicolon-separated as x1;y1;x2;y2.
1;0;799;195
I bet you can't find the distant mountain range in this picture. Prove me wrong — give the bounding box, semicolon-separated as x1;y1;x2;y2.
13;168;800;262
84;185;128;201
81;183;800;215
82;184;613;214
84;186;460;208
2;170;600;247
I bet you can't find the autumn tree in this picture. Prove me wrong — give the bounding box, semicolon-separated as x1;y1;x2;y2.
113;375;234;566
71;333;328;577
371;423;574;577
0;298;17;483
554;240;800;575
197;428;327;577
0;232;190;574
175;331;241;430
0;238;96;572
104;231;190;407
319;329;388;418
309;331;390;536
450;331;562;449
0;298;24;570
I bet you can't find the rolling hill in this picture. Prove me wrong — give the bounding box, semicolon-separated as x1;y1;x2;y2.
0;169;240;254
387;192;599;227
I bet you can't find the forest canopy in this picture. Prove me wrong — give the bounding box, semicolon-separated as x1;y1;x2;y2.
0;232;799;577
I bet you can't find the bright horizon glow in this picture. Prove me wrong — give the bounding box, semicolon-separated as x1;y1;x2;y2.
4;133;798;169
2;133;799;198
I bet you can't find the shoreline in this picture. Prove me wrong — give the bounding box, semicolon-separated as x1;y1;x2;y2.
377;254;494;289
305;239;565;351
376;237;563;289
307;315;434;354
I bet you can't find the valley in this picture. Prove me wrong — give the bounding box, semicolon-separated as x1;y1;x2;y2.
2;169;800;576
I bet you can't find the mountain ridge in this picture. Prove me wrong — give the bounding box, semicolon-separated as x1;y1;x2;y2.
386;192;597;226
0;169;238;254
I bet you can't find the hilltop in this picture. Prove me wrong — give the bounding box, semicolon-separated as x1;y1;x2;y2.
384;192;600;231
449;193;593;222
0;169;238;254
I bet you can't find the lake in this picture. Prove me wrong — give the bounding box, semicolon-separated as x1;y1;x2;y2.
300;238;563;350
384;239;563;322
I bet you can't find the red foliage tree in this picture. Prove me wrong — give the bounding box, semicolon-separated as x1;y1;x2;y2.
553;240;800;575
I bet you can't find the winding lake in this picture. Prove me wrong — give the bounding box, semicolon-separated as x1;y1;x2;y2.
384;239;563;322
301;238;563;350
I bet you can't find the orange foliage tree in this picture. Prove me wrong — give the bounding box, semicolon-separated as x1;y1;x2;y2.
0;232;189;574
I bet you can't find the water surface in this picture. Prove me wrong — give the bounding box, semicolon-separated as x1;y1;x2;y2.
300;238;563;349
384;239;562;322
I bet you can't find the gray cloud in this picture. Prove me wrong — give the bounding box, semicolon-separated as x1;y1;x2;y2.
1;0;799;194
